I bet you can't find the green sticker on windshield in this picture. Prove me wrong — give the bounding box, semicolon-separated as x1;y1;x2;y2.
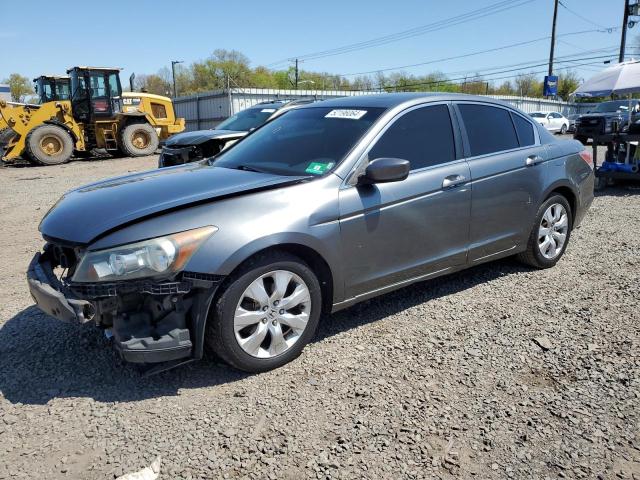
305;162;333;175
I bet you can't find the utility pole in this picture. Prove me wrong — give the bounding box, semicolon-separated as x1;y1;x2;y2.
227;74;233;117
620;0;631;62
548;0;559;76
295;59;299;89
171;60;183;98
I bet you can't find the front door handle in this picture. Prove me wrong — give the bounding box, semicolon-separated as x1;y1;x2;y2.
526;155;543;166
442;174;466;189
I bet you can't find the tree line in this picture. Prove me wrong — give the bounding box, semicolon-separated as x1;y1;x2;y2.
2;49;582;103
135;49;582;100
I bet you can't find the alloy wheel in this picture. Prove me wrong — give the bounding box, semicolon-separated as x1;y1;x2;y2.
538;203;568;260
233;270;311;358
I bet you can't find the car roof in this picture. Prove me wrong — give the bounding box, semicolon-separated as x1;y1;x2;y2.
249;101;287;109
297;92;519;110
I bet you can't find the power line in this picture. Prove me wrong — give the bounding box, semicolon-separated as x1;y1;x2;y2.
266;0;536;67
341;28;618;77
440;47;623;78
350;54;626;92
558;1;611;30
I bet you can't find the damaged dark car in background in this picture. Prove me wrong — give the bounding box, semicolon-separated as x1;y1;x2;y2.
158;98;316;168
28;93;594;373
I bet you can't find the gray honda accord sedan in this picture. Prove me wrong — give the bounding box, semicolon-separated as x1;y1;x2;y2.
28;93;594;372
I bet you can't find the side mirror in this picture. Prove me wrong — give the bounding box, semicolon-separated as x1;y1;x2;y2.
358;157;410;185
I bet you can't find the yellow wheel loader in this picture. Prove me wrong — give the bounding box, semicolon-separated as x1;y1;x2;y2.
0;75;71;145
0;67;185;165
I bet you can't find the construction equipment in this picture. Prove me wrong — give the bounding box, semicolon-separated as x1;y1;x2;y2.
0;67;185;165
33;75;71;103
0;75;71;144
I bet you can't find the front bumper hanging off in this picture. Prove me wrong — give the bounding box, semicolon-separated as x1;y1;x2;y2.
27;248;223;364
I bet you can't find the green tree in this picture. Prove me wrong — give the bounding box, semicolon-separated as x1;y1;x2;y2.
3;73;33;102
495;81;515;95
138;74;172;96
556;71;581;100
514;72;542;97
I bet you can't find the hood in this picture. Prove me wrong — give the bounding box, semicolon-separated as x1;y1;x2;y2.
164;129;246;147
40;163;306;244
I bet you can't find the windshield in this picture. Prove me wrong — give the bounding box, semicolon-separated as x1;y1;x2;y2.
593;101;629;113
216;107;278;131
530;112;546;118
212;106;386;176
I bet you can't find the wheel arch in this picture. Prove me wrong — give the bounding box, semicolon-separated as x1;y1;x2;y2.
544;183;577;228
215;243;335;314
116;111;153;128
192;242;336;361
42;120;77;143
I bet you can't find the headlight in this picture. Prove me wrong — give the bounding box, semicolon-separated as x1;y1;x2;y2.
71;226;217;282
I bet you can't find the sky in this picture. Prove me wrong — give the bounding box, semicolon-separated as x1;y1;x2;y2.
0;0;635;87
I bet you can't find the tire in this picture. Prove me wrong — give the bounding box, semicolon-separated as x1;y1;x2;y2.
517;194;573;269
73;149;95;159
560;124;567;135
24;124;74;165
118;122;159;157
594;176;608;191
574;135;588;145
0;127;15;145
205;252;322;372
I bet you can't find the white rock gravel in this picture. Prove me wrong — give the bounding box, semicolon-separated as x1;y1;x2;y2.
0;149;639;479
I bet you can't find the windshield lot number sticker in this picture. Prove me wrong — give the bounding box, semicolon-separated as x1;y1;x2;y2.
306;162;334;175
325;109;367;120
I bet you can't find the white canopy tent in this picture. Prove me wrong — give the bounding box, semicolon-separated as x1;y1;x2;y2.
572;61;640;170
572;60;640;126
573;60;640;98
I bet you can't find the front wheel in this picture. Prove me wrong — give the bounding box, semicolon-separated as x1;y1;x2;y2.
118;123;159;157
517;195;573;269
24;124;74;165
0;127;15;146
205;252;322;372
560;124;567;135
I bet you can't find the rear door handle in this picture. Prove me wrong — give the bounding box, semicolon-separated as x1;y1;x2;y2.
442;174;466;189
526;155;543;166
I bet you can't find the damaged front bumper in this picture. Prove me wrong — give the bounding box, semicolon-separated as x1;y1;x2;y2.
27;247;223;364
158;145;202;168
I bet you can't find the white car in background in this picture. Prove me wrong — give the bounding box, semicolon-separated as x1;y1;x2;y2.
529;111;570;134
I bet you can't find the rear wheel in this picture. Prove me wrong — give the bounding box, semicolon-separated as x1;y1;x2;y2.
517;195;573;269
25;124;74;165
205;252;322;372
118;123;159;157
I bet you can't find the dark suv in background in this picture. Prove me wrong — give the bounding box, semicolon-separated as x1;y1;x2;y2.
574;100;639;144
158;98;317;167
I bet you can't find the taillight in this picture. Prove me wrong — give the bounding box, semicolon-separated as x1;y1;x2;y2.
579;149;593;168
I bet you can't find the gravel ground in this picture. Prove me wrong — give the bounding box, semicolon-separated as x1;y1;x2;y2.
0;145;639;480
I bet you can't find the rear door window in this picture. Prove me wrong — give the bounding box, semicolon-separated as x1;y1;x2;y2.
368;104;456;171
511;113;536;147
458;104;520;156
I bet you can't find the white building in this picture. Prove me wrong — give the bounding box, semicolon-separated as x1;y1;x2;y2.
0;84;10;101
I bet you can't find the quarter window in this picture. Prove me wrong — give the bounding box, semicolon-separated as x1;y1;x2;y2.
511;113;535;147
458;104;519;156
368;105;455;171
